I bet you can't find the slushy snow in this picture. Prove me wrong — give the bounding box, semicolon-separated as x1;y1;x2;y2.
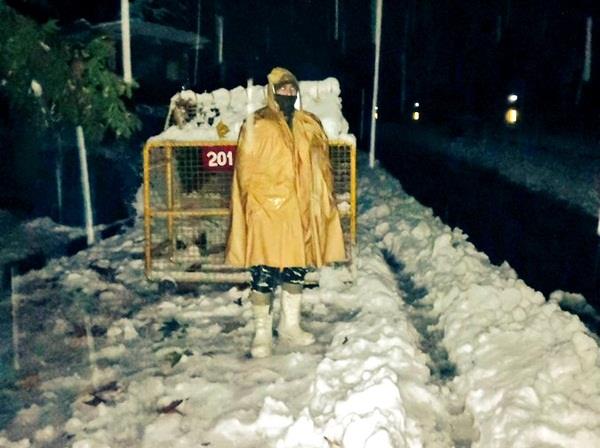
2;155;600;447
2;77;600;447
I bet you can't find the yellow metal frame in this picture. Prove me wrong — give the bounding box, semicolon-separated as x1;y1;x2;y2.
143;139;357;283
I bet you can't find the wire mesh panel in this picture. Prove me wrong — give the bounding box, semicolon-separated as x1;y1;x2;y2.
144;140;356;283
329;142;355;260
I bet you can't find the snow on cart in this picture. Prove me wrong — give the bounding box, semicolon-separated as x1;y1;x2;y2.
143;79;357;285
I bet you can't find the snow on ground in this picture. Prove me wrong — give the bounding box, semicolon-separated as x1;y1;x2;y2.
384;122;600;219
0;210;85;267
2;154;600;447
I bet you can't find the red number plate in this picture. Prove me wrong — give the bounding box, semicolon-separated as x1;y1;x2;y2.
201;145;236;172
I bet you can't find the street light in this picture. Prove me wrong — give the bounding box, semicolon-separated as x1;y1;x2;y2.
505;94;518;125
412;102;420;121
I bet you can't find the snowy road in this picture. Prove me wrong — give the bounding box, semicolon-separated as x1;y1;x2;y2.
2;157;600;447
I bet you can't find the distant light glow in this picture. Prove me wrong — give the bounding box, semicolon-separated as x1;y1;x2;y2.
508;94;518;104
505;108;518;124
412;111;420;121
414;102;420;108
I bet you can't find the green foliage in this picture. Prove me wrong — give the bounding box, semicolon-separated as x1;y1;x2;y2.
58;37;140;142
0;3;63;125
0;0;140;143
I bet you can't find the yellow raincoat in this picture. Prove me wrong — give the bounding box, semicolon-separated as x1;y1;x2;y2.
225;67;346;269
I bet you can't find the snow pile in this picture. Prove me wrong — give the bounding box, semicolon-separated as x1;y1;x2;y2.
278;248;452;448
150;78;353;144
2;154;600;447
372;163;600;446
0;211;85;266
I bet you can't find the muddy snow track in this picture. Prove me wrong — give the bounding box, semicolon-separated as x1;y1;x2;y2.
382;248;478;447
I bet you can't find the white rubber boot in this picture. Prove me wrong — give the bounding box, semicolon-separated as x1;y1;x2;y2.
278;291;315;346
251;304;273;358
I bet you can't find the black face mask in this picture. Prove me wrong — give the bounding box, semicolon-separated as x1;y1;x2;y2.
274;94;297;118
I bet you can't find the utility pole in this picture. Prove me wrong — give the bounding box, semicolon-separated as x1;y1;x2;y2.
400;11;409;115
216;15;224;83
334;0;339;41
76;126;95;246
193;0;202;86
120;0;132;84
369;0;383;168
576;17;593;105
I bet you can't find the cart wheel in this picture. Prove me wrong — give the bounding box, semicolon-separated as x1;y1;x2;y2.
158;279;178;295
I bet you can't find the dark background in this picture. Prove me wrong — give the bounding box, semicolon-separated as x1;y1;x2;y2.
1;0;599;223
5;0;599;130
2;0;600;307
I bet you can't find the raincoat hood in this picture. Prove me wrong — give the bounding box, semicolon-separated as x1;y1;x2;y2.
266;67;302;112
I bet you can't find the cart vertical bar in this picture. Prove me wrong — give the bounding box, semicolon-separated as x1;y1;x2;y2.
143;142;153;275
166;144;175;259
350;143;357;244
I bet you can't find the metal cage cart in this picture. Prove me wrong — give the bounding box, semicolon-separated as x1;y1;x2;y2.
143;139;357;286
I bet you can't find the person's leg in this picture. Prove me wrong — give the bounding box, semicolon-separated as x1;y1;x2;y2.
278;267;315;346
248;265;278;358
281;267;305;294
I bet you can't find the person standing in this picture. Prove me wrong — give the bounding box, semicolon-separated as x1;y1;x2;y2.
226;67;346;358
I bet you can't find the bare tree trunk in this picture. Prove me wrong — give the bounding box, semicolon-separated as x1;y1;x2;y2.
334;0;339;41
576;17;593;105
216;15;224;83
583;16;593;82
193;0;202;86
400;11;410;115
55;135;63;223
